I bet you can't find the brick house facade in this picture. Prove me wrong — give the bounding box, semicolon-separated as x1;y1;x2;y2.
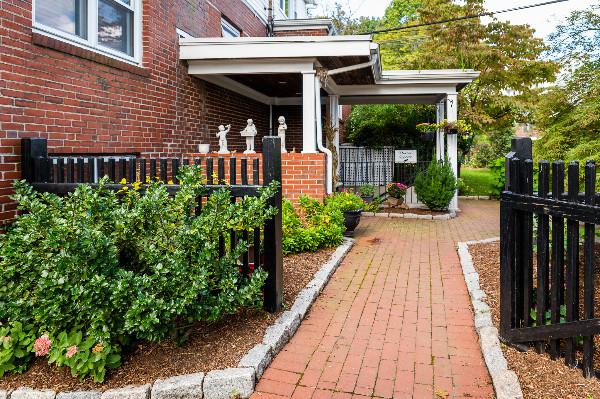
0;0;326;224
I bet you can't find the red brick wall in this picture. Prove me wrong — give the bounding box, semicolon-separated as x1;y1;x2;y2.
0;0;268;223
184;152;326;202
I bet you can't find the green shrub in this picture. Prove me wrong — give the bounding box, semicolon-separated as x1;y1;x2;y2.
324;192;364;213
0;167;277;382
414;160;457;210
490;157;506;196
358;184;375;197
282;196;345;255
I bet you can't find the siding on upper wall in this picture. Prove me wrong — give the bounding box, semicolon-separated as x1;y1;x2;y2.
0;0;271;223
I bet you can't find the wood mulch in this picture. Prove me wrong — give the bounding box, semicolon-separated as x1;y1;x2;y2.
0;248;335;392
471;241;600;399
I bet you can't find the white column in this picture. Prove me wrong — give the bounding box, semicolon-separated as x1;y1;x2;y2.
446;93;459;210
435;101;445;161
302;71;317;153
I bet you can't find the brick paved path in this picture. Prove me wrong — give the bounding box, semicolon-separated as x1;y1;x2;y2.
253;200;500;399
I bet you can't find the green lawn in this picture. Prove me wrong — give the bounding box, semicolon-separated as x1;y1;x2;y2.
460;167;496;196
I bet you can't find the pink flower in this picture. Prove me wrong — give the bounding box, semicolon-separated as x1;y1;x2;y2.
3;336;11;343
66;345;78;359
33;334;52;357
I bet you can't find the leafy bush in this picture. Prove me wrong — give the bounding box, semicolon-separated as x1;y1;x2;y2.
282;196;344;255
363;197;383;213
490;157;506;196
414;160;457;210
0;167;277;382
468;141;495;168
324;192;364;213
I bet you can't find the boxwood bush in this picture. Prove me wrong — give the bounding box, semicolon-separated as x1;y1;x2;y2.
282;195;345;255
414;160;457;210
0;166;277;382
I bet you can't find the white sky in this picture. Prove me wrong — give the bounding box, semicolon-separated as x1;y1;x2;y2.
313;0;597;39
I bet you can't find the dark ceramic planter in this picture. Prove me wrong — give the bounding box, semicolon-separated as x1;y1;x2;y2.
343;209;362;237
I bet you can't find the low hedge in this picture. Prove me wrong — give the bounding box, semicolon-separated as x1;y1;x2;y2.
0;167;277;382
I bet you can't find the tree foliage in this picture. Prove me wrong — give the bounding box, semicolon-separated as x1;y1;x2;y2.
534;4;600;174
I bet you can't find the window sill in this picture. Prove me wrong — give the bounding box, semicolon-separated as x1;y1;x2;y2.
32;32;151;78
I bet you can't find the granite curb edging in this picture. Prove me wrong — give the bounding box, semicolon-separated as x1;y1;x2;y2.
457;237;524;399
458;195;498;201
363;210;457;220
0;238;355;399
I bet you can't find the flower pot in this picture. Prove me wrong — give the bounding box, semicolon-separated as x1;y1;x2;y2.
388;197;404;207
343;209;362;237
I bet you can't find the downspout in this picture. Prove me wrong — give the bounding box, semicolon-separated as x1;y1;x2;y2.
314;76;333;195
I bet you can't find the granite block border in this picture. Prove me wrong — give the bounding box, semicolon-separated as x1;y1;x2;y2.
457;237;524;399
363;210;457;220
0;238;355;399
458;195;498;200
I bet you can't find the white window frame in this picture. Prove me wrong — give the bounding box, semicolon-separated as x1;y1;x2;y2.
221;18;240;38
176;27;193;39
279;0;289;16
32;0;143;66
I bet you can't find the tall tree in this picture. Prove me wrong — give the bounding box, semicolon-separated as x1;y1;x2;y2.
376;0;559;133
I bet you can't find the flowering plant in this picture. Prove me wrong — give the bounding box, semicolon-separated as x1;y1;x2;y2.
387;182;408;199
325;192;364;213
416;119;472;137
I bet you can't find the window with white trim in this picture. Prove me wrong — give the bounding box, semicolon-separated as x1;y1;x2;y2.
279;0;289;16
33;0;142;64
221;18;240;38
176;28;193;39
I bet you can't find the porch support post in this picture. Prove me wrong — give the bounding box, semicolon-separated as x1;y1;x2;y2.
446;93;459;210
435;101;445;161
302;70;317;153
329;95;340;175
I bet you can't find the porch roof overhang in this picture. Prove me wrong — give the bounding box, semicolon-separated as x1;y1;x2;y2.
179;36;480;106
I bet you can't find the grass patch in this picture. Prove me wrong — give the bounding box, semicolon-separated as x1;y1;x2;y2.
460;167;495;196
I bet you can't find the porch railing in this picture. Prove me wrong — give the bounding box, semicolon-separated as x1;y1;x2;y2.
500;138;599;378
21;137;284;313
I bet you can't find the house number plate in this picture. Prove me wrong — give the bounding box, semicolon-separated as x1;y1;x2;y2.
395;150;417;164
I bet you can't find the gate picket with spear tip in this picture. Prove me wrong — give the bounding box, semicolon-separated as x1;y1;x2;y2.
500;138;600;378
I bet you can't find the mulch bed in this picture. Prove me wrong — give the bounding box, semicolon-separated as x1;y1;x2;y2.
0;248;335;392
471;241;600;399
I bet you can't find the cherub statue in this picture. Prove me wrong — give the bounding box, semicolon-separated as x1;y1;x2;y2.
277;116;287;153
240;119;257;154
216;124;231;154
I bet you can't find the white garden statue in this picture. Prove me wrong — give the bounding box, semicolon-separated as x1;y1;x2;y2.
277;116;287;153
216;124;231;154
240;119;257;154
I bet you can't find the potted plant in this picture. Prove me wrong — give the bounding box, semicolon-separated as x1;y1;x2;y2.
387;182;408;207
416;119;472;138
327;192;364;237
358;184;375;203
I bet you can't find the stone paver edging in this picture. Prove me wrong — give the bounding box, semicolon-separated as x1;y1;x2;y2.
0;239;355;399
363;210;457;220
457;237;524;399
458;195;497;201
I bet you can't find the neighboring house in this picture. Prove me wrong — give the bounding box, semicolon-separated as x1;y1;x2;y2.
0;0;478;224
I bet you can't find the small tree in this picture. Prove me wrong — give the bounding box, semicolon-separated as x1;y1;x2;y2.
414;160;457;210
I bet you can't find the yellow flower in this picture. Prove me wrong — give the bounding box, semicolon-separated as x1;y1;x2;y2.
167;180;174;185
145;176;151;183
132;181;142;191
92;344;104;353
120;178;127;185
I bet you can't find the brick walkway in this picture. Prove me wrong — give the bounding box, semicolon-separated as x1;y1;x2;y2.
253;200;500;399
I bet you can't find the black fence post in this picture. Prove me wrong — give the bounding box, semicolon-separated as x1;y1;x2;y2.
21;138;48;183
262;136;283;313
505;137;532;191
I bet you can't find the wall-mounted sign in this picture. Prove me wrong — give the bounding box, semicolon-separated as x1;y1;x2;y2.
395;150;417;164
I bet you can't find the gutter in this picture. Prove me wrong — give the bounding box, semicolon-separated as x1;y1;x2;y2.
314;76;333;195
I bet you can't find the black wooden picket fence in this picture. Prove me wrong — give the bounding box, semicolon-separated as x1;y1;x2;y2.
21;137;284;313
500;138;600;378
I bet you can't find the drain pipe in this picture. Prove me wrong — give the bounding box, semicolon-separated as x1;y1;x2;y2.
314;76;333;195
